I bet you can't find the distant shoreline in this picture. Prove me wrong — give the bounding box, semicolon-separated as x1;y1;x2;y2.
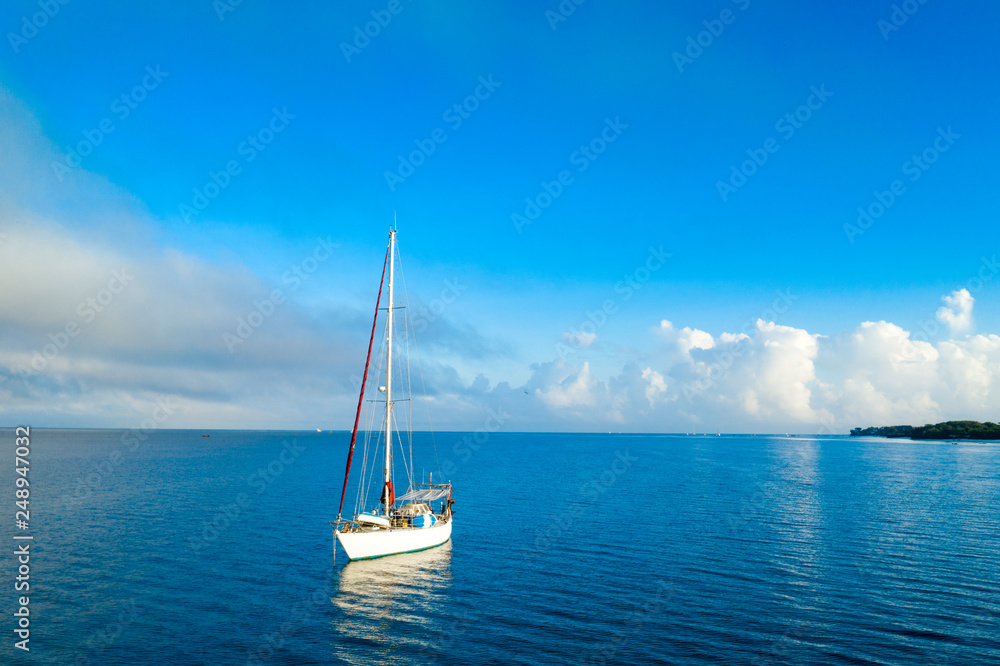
851;420;1000;441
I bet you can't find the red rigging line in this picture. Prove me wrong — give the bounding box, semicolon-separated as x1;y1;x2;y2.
337;242;390;520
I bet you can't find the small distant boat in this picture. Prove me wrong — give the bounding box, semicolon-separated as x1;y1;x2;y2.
316;429;322;433
332;229;453;561
201;434;210;437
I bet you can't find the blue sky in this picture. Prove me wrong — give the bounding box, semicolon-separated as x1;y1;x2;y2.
1;1;998;432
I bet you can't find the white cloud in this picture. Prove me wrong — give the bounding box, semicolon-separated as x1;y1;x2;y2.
936;334;1000;408
641;367;667;407
0;86;506;430
936;288;974;334
0;226;366;428
7;204;999;432
5;84;1000;434
537;360;599;409
466;315;1000;433
561;330;596;349
753;321;822;422
656;319;714;355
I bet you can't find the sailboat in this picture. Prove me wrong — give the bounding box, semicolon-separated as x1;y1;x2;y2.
331;228;454;560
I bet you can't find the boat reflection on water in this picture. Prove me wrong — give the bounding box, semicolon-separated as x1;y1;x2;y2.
332;542;454;664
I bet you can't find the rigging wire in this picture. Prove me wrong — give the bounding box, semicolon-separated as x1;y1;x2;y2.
349;231;444;517
397;256;443;478
402;272;414;486
356;318;388;516
391;409;412;491
391;247;415;489
390;261;416;492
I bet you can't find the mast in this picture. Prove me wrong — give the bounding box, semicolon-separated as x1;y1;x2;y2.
336;244;389;521
384;229;396;517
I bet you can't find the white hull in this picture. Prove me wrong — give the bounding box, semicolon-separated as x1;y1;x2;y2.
336;519;452;560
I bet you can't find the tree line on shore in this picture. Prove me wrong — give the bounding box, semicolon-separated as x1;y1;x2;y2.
850;421;1000;440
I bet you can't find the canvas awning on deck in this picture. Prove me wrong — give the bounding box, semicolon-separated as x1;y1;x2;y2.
396;487;451;502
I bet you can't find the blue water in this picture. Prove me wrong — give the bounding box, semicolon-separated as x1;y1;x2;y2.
2;429;999;665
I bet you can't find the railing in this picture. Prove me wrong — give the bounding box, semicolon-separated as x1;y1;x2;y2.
330;512;450;534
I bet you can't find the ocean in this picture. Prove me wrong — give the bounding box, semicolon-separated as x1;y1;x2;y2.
2;429;998;665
